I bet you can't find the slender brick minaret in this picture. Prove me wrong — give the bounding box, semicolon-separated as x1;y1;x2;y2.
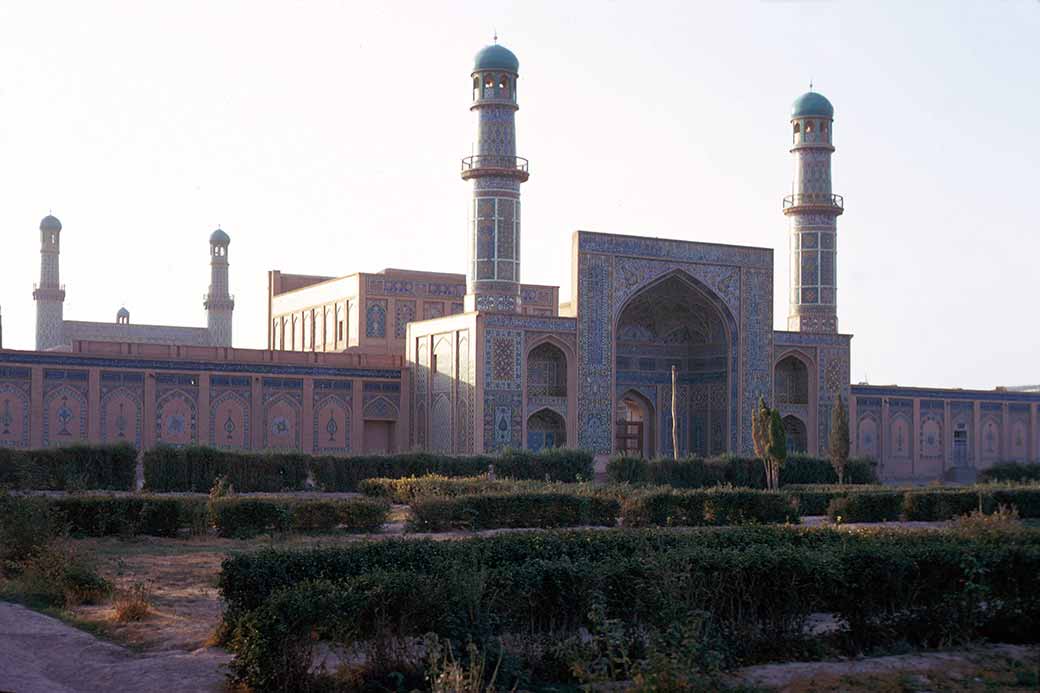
462;40;529;313
784;89;844;333
34;214;66;350
204;228;234;346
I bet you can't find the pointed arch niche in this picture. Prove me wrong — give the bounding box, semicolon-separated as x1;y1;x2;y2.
613;271;735;457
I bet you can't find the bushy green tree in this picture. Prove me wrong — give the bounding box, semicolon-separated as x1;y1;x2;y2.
829;394;850;485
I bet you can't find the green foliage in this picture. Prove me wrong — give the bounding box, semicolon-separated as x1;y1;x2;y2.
210;497;389;538
827;491;905;523
51;495;192;537
829;394;851;484
143;445;311;492
605;454;876;489
359;474;530;503
219;527;1040;690
605;455;650;484
0;443;137;491
409;492;619;531
0;493;64;564
620;488;800;527
145;446;593;493
3;540;112;608
980;462;1040;483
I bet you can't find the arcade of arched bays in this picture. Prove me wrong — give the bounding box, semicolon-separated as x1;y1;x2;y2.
1;42;1038;483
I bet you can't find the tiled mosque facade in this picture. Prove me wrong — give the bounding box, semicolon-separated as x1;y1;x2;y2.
1;41;1038;481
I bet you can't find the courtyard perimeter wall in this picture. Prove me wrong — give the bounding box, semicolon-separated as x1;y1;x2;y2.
0;341;406;454
851;384;1040;483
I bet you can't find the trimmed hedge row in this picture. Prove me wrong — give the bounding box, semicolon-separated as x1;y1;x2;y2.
220;528;1040;690
210;497;389;538
359;474;520;502
606;453;877;488
37;494;387;538
826;487;1040;523
0;443;137;491
621;488;800;527
50;495;204;537
409;492;618;531
143;446;312;492
980;461;1040;484
144;446;594;492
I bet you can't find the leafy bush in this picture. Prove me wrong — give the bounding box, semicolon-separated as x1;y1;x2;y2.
827;491;904;522
605;455;650;484
620;488;799;527
5;540;112;608
0;443;137;491
144;447;593;493
143;446;311;493
409;492;619;531
51;495;192;537
210;497;389;538
0;493;64;564
979;462;1040;484
220;527;1040;690
359;475;527;503
606;454;877;489
902;489;985;521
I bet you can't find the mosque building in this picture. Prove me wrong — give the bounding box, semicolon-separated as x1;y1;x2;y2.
0;41;1036;481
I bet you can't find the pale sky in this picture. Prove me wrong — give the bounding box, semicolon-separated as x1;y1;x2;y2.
0;1;1037;390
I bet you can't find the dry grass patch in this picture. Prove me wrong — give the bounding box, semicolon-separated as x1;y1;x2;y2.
112;581;151;623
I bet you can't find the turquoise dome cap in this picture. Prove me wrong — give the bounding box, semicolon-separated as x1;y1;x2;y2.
40;214;62;232
474;44;519;72
210;227;230;244
791;91;834;118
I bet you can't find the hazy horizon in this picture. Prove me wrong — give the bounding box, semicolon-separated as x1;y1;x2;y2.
1;1;1037;390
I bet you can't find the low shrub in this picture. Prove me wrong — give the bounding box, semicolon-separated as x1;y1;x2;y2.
902;489;985;521
0;443;137;491
606;454;877;489
359;475;529;503
5;541;112;608
620;488;799;527
113;581;152;622
210;497;389;538
0;493;64;564
979;461;1040;484
144;447;593;493
988;487;1040;518
409;492;618;531
143;446;311;493
220;527;1040;690
52;495;192;537
827;491;904;523
605;455;650;484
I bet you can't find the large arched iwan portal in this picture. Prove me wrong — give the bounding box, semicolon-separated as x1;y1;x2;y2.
613;271;738;457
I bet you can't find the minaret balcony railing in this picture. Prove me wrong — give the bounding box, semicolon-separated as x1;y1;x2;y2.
461;155;530;181
783;193;843;210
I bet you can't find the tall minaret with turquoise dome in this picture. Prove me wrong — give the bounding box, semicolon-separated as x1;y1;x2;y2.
204;228;234;346
784;89;843;333
33;214;66;350
462;40;529;313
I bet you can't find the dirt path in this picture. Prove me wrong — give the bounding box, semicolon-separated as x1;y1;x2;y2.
731;643;1039;692
0;602;230;693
